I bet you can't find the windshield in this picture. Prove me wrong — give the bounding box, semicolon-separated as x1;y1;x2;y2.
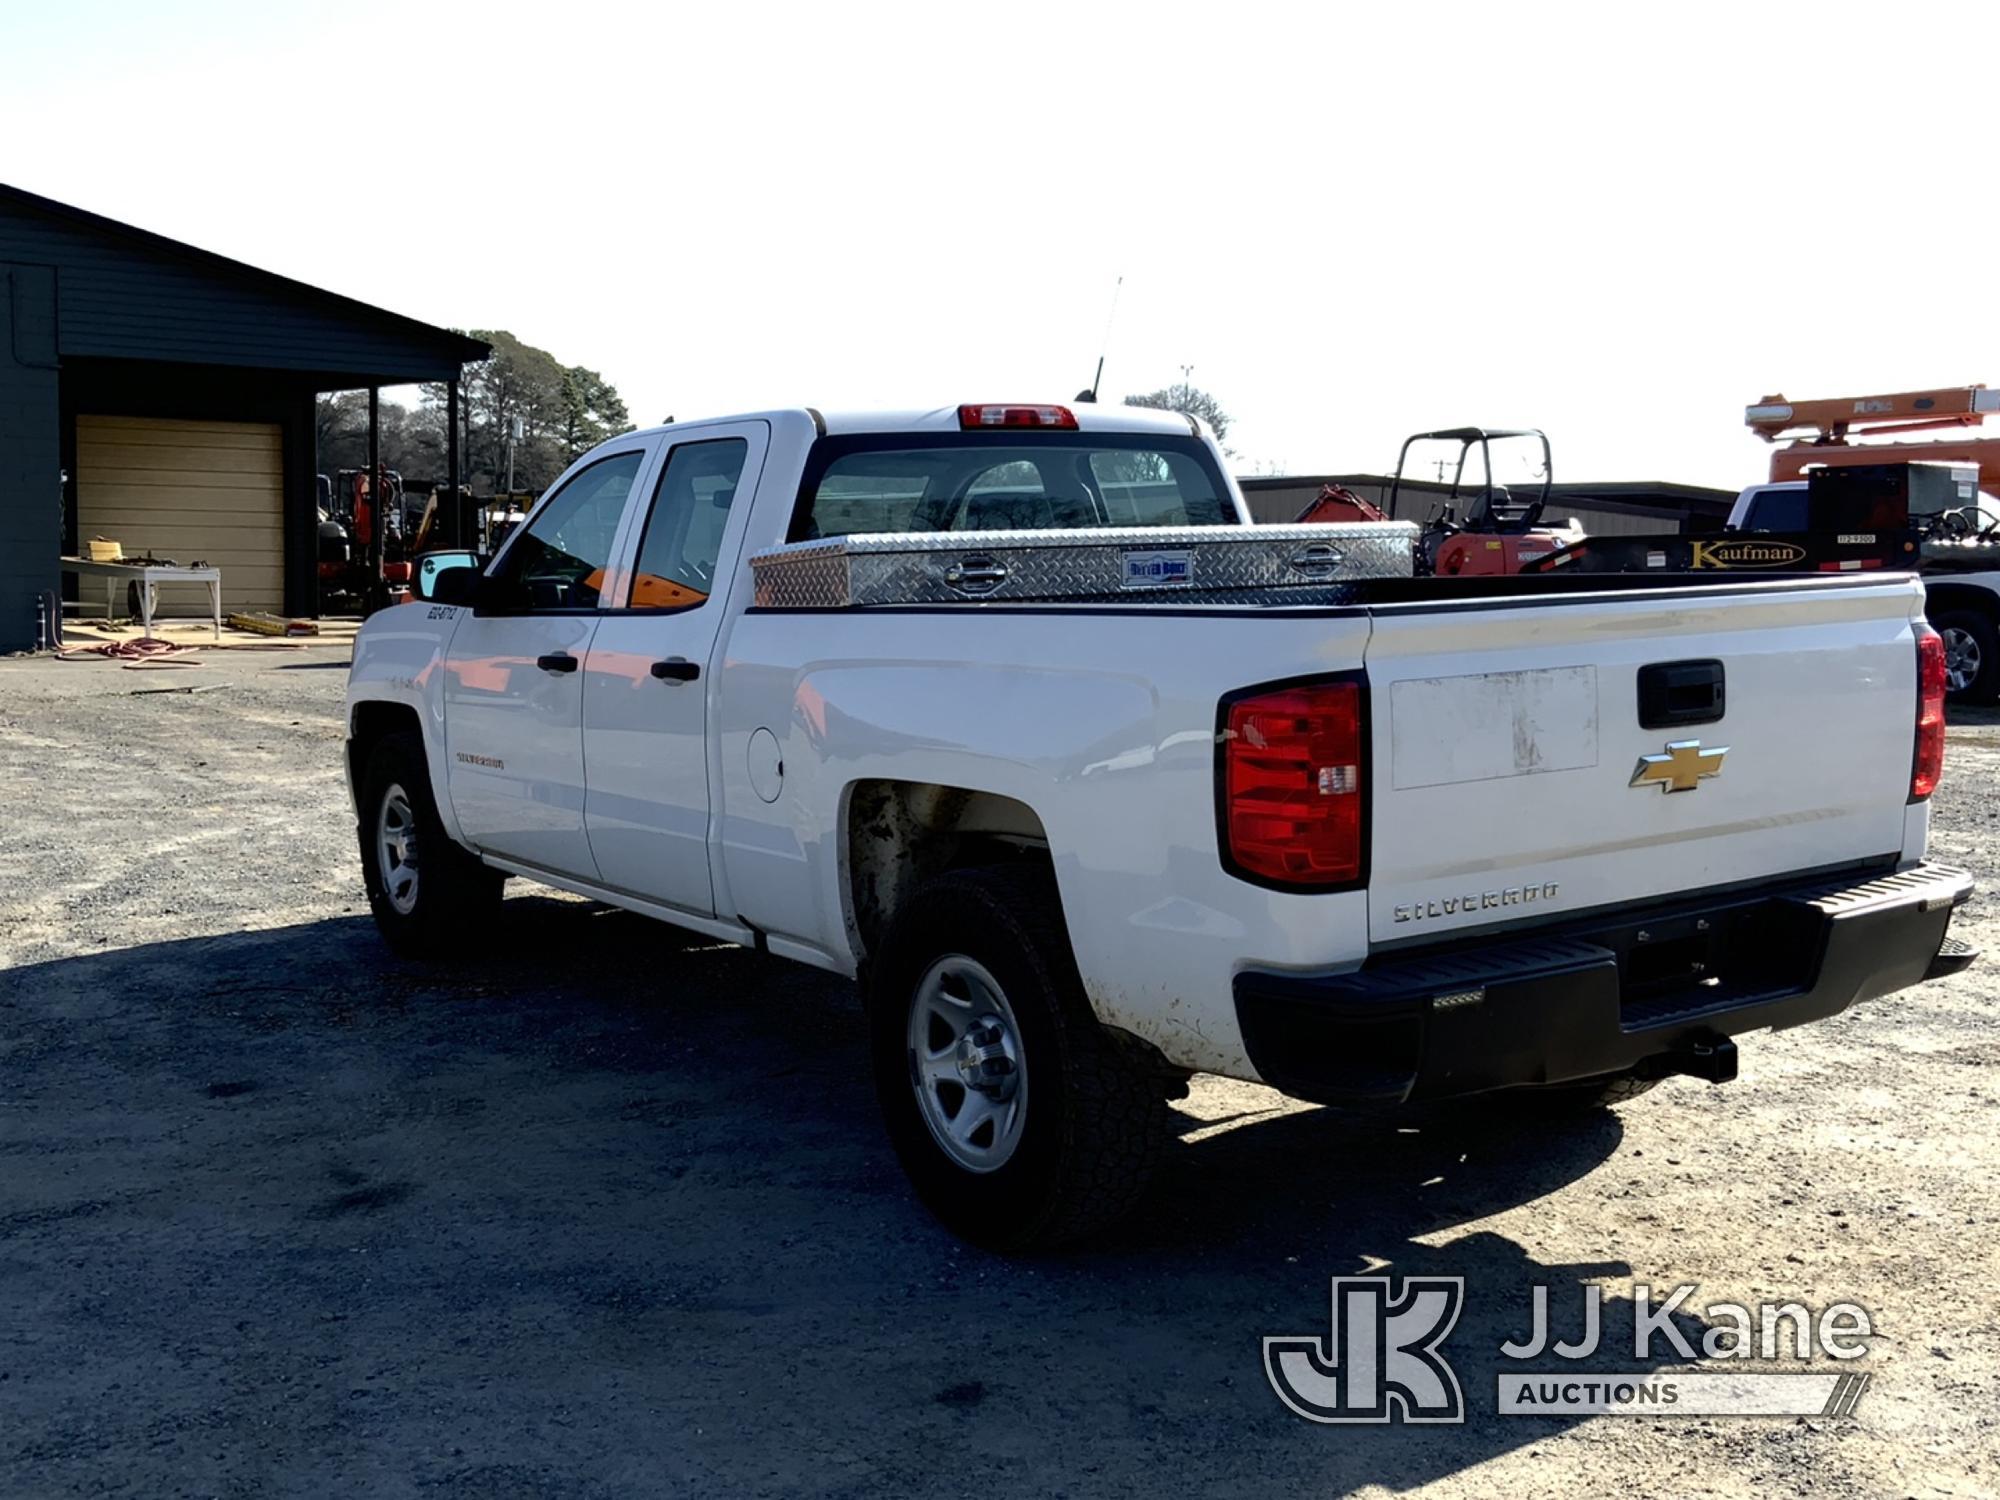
791;432;1235;541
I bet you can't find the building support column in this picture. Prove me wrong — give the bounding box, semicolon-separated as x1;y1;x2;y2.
446;376;462;548
366;386;383;611
282;390;318;619
0;264;61;651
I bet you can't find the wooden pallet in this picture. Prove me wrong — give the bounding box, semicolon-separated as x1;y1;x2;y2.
226;611;319;637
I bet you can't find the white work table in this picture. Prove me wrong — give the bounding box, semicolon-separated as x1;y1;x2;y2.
60;558;223;640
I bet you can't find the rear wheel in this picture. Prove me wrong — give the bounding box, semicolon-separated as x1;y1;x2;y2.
868;866;1171;1249
1933;608;2000;704
357;730;501;957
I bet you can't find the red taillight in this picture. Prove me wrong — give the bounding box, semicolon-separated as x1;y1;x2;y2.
957;404;1078;430
1912;626;1947;801
1222;679;1365;887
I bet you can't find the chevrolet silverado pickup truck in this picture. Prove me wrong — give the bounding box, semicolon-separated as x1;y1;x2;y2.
345;401;1975;1248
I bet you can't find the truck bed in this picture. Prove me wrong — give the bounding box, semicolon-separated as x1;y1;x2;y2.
743;567;1920;613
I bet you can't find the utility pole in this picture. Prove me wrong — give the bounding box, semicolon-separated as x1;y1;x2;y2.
504;414;523;494
1179;364;1194;410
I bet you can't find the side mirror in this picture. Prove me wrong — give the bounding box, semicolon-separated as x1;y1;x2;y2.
414;550;480;603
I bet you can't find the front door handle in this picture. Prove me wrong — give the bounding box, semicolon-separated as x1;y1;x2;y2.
650;657;700;683
536;652;579;674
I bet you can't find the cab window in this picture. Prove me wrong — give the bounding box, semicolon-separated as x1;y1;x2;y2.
792;433;1232;540
626;438;749;610
1740;488;1807;532
1088;448;1223;526
487;450;646;610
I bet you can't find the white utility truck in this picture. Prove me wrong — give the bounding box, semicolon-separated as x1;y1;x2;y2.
1729;474;2000;702
346;402;1973;1247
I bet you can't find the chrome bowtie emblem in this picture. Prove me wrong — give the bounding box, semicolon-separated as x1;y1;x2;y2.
1630;739;1728;794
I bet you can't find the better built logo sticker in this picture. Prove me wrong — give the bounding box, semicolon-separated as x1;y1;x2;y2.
1119;547;1194;590
1264;1277;1466;1423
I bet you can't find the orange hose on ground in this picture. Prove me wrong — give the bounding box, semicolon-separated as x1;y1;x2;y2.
55;638;202;665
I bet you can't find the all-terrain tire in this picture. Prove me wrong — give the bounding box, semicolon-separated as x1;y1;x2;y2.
357;730;502;958
867;865;1172;1250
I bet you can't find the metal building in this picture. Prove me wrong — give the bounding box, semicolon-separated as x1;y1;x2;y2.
0;183;487;649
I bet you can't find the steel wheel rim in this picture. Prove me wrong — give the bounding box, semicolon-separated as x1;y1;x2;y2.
376;783;420;915
907;954;1028;1174
1943;626;1980;694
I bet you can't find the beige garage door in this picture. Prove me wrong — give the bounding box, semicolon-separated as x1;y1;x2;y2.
76;415;284;616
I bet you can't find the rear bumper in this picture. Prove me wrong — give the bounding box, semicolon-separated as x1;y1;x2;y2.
1233;861;1975;1106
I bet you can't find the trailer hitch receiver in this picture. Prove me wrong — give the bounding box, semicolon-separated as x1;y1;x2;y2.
1638;1035;1739;1086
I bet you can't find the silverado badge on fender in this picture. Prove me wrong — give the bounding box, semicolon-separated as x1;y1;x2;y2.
1630;740;1728;793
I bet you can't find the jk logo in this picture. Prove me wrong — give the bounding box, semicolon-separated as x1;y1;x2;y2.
1264;1277;1466;1424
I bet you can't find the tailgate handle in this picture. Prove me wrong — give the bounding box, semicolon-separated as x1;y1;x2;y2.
1638;659;1724;729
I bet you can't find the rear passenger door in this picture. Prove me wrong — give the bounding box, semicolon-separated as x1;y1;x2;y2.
582;422;768;914
442;446;653;876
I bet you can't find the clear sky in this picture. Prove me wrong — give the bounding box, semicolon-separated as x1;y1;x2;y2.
4;1;1996;488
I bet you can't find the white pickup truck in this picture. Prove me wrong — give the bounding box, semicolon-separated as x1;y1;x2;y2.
346;402;1974;1247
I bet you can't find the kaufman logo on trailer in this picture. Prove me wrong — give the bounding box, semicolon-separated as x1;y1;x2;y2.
1690;538;1809;569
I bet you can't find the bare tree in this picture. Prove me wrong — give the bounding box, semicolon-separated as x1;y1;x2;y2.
1123;384;1234;451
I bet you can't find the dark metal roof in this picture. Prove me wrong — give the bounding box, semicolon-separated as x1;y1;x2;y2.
0;182;489;383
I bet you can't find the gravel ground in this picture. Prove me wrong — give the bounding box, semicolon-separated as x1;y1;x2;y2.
1;647;1997;1498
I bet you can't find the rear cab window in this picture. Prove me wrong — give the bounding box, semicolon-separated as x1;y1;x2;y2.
1740;488;1808;532
791;433;1233;541
1742;486;1910;534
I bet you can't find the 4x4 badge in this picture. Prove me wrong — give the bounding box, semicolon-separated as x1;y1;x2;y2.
1630;740;1727;794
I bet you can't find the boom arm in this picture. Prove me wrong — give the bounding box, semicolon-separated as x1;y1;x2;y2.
1748;385;2000;443
1748;385;2000;491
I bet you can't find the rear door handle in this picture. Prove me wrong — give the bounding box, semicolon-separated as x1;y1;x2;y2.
650;657;700;683
536;652;579;674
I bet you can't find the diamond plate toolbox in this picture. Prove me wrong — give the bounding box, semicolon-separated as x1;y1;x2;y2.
749;522;1417;608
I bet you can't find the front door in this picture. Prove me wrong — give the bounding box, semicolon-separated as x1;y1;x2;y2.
443;446;652;875
583;424;767;913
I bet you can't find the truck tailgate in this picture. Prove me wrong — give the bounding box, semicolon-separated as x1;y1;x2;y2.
1362;579;1921;946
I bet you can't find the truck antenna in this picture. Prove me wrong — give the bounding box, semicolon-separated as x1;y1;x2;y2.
1078;275;1123;403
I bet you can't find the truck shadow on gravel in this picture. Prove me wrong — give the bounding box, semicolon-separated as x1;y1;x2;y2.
1;895;1708;1496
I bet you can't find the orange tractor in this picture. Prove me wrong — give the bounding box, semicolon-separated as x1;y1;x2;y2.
1295;426;1578;575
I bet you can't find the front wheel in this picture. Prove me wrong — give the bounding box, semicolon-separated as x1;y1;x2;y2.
357;730;502;957
1932;609;2000;704
868;866;1171;1249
